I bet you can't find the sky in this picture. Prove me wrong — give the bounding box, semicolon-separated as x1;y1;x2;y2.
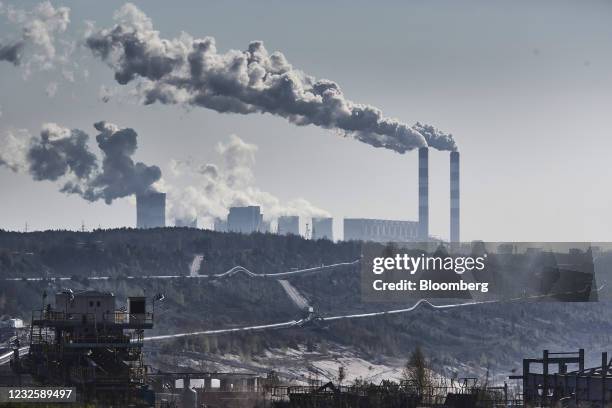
0;0;611;242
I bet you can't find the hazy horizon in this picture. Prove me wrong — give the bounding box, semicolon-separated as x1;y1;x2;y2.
1;0;611;242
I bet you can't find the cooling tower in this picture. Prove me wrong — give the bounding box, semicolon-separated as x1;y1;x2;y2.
450;151;460;243
418;147;429;241
278;215;300;235
136;192;166;228
312;217;333;241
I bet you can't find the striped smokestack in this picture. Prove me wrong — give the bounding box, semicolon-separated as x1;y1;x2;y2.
418;147;429;241
450;151;460;243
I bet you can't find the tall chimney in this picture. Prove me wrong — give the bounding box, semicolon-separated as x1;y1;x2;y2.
418;147;429;241
450;151;460;243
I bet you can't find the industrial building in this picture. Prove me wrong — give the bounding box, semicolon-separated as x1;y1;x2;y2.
511;349;612;407
344;218;419;243
311;217;333;241
136;191;166;228
227;206;266;234
148;371;265;408
278;215;300;236
209;149;462;242
16;290;155;405
339;149;461;244
270;377;511;408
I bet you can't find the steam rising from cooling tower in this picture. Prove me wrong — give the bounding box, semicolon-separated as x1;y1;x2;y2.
0;121;161;203
85;3;458;154
167;134;329;227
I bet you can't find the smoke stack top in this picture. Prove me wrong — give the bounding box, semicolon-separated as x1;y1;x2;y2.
86;3;457;154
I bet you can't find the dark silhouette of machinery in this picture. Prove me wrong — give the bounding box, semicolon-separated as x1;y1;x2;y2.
17;290;155;405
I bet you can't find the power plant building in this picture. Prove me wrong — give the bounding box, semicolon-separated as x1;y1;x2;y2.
278;216;300;235
311;217;333;240
136;192;166;228
227;206;265;234
344;218;418;243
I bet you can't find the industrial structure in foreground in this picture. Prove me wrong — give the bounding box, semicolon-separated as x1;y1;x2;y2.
270;378;513;408
14;290;155;405
511;349;612;407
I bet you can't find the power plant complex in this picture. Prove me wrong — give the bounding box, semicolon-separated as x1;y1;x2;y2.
134;149;460;243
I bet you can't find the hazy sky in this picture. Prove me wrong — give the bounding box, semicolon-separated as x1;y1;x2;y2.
1;0;611;241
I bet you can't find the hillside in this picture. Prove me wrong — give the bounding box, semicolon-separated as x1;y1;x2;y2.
1;228;612;381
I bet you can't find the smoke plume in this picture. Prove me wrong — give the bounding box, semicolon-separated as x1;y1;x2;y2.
0;40;24;65
167;134;329;228
0;121;161;204
0;1;71;72
86;3;457;153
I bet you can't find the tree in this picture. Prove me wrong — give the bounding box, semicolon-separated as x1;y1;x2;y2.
337;365;346;386
402;346;432;395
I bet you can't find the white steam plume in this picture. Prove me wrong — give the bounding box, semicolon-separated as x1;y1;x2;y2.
0;1;70;73
167;134;329;228
86;3;457;153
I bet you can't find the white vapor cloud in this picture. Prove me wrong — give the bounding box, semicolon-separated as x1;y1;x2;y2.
45;81;58;97
0;1;70;75
86;3;457;153
167;134;329;228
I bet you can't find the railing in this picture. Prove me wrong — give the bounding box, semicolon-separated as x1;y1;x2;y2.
31;310;153;326
62;333;132;344
32;310;97;323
